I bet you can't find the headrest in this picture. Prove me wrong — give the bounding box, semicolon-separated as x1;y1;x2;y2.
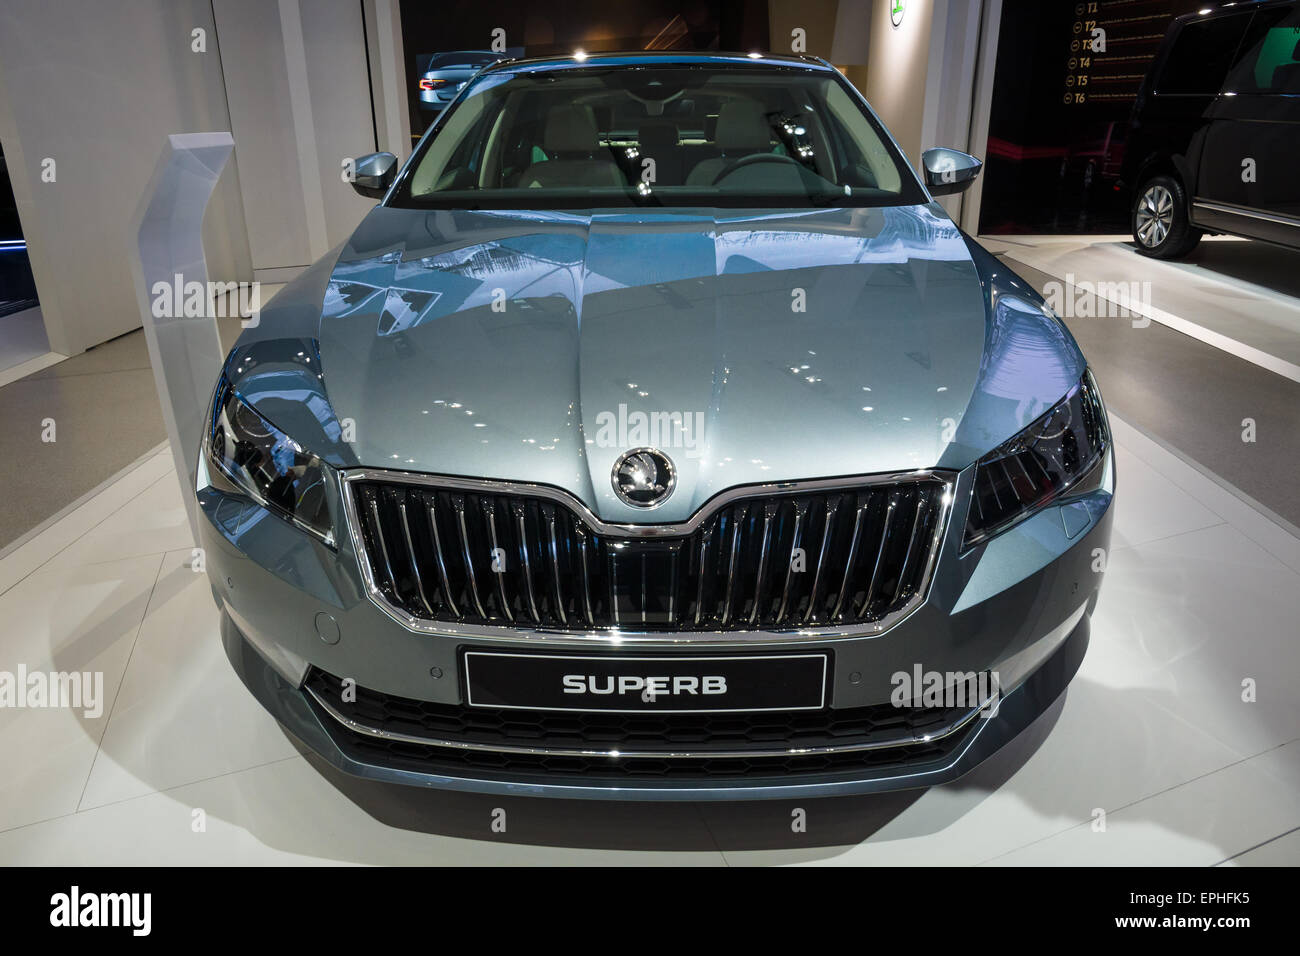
544;105;600;153
715;101;771;152
639;121;679;153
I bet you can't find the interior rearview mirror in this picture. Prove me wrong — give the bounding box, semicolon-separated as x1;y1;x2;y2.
349;151;398;199
922;148;983;196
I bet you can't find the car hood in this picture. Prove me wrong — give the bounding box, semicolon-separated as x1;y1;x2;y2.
230;204;1085;525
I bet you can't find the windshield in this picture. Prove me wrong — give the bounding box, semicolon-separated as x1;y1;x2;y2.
388;64;928;210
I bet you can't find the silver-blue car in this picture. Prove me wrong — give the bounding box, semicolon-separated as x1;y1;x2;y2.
198;52;1114;800
416;51;500;114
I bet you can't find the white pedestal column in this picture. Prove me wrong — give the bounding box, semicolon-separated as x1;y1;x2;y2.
128;132;235;542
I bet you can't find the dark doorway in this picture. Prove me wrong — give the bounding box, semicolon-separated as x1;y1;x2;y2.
0;141;39;318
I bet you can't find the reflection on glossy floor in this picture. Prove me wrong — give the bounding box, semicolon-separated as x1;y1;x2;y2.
0;413;1296;866
978;236;1300;529
0;286;281;550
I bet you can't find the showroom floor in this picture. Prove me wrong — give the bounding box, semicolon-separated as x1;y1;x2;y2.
986;236;1300;528
0;410;1296;865
0;297;261;549
0;305;57;384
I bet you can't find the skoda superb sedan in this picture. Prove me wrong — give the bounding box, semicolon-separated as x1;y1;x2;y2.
417;51;501;114
198;52;1114;800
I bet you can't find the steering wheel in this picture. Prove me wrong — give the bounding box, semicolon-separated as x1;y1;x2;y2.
710;152;802;185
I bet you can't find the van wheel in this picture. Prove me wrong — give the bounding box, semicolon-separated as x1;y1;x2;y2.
1133;175;1202;259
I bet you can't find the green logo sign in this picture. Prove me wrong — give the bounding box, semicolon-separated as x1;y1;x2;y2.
891;0;905;28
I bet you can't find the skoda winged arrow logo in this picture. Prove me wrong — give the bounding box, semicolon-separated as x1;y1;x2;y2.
891;0;906;28
612;448;676;508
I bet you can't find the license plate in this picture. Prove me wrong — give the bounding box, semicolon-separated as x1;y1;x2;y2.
463;651;828;713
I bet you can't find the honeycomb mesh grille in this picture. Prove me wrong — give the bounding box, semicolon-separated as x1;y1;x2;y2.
304;668;985;780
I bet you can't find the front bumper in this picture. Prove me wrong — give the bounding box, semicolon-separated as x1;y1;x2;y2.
223;607;1089;800
199;452;1114;800
418;89;459;111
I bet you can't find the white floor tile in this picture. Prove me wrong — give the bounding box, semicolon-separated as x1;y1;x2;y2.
0;350;69;389
39;473;194;572
0;553;162;832
1089;523;1300;757
0;450;171;596
0;305;52;376
985;741;1300;866
1108;440;1224;551
710;679;1248;866
78;551;300;809
1218;827;1300;866
1111;416;1300;575
0;756;726;865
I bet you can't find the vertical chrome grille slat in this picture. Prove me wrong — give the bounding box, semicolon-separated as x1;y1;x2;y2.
858;494;897;619
831;494;870;622
396;498;435;616
640;552;648;624
667;544;680;623
366;495;400;601
693;525;714;626
574;524;595;626
351;476;950;634
803;495;840;624
774;500;807;625
718;503;748;625
894;487;931;601
483;499;514;622
543;504;567;626
609;538;620;626
514;502;541;624
425;496;459;618
748;500;777;625
451;495;487;619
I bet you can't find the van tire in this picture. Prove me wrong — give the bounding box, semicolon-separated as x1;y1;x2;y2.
1132;175;1202;259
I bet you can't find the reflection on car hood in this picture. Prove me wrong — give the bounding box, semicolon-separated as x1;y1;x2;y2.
230;203;1085;525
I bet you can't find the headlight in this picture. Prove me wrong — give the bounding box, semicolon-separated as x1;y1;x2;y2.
964;371;1109;548
204;374;337;546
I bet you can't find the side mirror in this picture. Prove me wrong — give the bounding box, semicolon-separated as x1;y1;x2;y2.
922;148;983;196
349;151;398;199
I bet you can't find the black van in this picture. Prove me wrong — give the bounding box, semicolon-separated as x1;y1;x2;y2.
1122;0;1300;258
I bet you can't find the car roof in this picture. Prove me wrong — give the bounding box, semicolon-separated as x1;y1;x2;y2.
1171;0;1294;25
479;51;835;76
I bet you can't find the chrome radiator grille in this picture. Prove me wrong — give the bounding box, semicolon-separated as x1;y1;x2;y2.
347;474;952;634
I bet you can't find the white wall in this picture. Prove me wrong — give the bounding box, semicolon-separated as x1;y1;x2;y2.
0;0;252;356
213;0;382;280
960;0;1002;233
849;0;994;226
364;0;412;159
0;0;407;353
920;0;987;223
860;0;938;167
